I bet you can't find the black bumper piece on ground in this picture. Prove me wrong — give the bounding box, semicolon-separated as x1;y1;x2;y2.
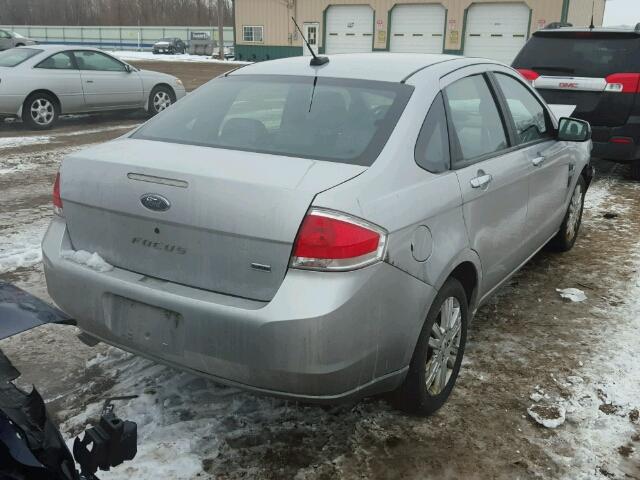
0;281;74;341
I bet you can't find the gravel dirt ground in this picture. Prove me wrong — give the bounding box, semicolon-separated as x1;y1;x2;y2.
1;60;639;480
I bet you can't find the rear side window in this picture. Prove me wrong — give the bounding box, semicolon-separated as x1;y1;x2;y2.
494;73;551;145
513;35;640;77
0;48;41;67
444;75;508;165
133;75;414;166
36;52;76;70
415;93;450;173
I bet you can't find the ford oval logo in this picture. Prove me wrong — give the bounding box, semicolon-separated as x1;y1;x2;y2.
140;193;171;212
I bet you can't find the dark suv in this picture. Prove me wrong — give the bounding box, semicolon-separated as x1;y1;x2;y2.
152;38;186;54
513;27;640;179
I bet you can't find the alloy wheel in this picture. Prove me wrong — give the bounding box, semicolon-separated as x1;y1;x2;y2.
30;98;54;126
566;182;584;240
425;296;463;396
153;91;172;113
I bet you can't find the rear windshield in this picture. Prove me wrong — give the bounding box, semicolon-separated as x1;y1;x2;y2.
0;48;41;67
133;75;413;166
513;34;640;77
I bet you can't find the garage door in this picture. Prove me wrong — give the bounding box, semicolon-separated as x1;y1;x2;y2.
390;4;446;54
325;5;374;54
463;3;530;64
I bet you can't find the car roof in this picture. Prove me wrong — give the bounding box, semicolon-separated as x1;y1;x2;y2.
534;27;640;37
19;44;105;54
230;53;480;83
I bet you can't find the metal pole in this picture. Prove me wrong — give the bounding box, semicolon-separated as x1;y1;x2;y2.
217;0;225;60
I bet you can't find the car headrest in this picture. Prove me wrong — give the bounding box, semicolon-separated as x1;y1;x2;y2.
220;118;268;148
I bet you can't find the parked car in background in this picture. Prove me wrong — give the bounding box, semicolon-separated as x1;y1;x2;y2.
0;45;186;130
513;26;640;180
43;53;593;416
0;29;37;50
153;38;187;54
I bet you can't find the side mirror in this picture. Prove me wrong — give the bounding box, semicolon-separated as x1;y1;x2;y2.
557;117;591;142
124;64;133;73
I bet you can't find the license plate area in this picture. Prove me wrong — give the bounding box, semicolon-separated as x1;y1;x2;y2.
103;294;185;356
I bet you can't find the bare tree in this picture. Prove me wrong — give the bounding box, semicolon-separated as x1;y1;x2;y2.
0;0;233;26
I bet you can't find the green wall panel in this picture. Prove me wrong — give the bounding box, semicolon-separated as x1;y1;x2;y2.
235;44;304;61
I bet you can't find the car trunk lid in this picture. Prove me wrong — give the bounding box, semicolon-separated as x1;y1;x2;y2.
60;139;366;301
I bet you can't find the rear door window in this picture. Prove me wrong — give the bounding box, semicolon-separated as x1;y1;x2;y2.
494;73;552;145
444;75;509;166
513;34;640;77
133;75;414;166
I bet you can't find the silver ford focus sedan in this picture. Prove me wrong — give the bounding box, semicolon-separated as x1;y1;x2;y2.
0;46;186;129
42;53;593;415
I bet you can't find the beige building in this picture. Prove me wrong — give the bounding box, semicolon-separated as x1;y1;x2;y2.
234;0;605;63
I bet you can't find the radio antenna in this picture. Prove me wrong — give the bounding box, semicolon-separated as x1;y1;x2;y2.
291;17;329;66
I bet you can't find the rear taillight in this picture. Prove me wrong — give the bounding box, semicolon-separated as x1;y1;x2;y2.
290;209;387;271
605;73;640;93
516;69;540;84
53;171;63;216
610;136;634;144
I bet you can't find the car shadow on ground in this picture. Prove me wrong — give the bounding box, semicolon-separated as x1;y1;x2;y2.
1;110;148;134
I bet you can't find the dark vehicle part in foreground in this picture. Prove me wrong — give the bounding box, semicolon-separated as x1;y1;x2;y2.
0;281;137;480
513;27;640;179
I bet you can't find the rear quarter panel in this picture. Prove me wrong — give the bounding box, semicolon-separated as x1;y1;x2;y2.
0;62;85;115
313;66;477;354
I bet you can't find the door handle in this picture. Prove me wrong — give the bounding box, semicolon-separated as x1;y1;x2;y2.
86;80;94;84
470;174;493;189
532;156;546;167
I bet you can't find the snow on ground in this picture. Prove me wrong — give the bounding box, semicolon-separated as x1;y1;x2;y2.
0;215;51;274
57;125;139;137
109;50;251;65
0;143;95;176
528;244;640;478
0;136;52;150
583;177;613;211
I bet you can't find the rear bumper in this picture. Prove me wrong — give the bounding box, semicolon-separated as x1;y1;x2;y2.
591;125;640;162
42;217;435;403
592;141;640;162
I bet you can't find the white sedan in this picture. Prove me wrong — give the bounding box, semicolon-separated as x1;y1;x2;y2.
0;45;186;129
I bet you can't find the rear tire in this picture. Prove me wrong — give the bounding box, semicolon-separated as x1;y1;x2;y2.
392;278;468;416
631;160;640;181
22;92;59;130
147;85;175;116
548;176;586;252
